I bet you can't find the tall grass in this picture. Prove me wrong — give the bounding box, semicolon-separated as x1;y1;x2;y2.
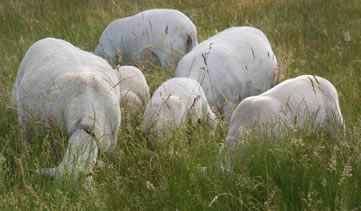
0;0;360;209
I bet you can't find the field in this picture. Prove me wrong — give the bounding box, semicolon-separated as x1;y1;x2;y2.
0;0;360;209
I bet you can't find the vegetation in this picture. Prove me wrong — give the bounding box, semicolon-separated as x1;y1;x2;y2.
0;0;360;209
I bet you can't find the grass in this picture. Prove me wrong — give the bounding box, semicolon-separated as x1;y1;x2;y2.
0;0;360;209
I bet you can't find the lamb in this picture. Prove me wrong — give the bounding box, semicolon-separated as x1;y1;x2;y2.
176;26;279;120
95;9;198;72
219;75;344;171
142;78;216;143
12;38;122;179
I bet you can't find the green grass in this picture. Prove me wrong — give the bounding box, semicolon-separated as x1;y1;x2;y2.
0;0;360;209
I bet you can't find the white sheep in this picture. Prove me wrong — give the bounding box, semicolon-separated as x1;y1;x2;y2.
12;38;122;179
176;26;279;120
142;77;216;143
116;65;150;117
220;75;344;171
95;9;198;72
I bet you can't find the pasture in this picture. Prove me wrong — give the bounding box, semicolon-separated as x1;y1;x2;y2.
0;0;360;209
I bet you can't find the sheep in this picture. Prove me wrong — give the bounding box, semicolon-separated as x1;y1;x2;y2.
12;37;122;179
95;9;198;72
219;75;344;171
176;26;279;121
142;77;216;143
116;65;150;117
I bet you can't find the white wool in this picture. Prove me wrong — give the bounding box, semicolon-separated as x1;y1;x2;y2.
95;9;198;72
176;26;279;120
116;65;150;116
12;38;122;178
220;75;344;171
142;77;216;142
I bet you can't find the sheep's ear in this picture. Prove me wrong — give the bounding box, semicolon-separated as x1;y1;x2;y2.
185;35;193;53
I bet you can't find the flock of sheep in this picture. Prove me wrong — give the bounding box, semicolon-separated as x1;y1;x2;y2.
11;9;344;179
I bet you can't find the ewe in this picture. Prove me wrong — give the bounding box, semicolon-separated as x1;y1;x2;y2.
95;9;198;72
142;78;216;144
176;26;279;121
219;75;344;171
12;38;122;179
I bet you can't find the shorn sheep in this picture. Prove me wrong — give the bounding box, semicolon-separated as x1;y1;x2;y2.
142;78;216;143
117;65;150;117
219;75;344;171
12;38;122;179
95;9;198;72
176;26;279;120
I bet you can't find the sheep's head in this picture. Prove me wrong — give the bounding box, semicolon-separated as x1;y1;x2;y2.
142;95;187;143
154;20;198;72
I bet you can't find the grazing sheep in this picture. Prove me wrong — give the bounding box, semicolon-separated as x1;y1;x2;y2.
12;38;122;179
95;9;198;72
117;65;150;117
220;75;344;171
142;77;216;143
176;26;279;120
